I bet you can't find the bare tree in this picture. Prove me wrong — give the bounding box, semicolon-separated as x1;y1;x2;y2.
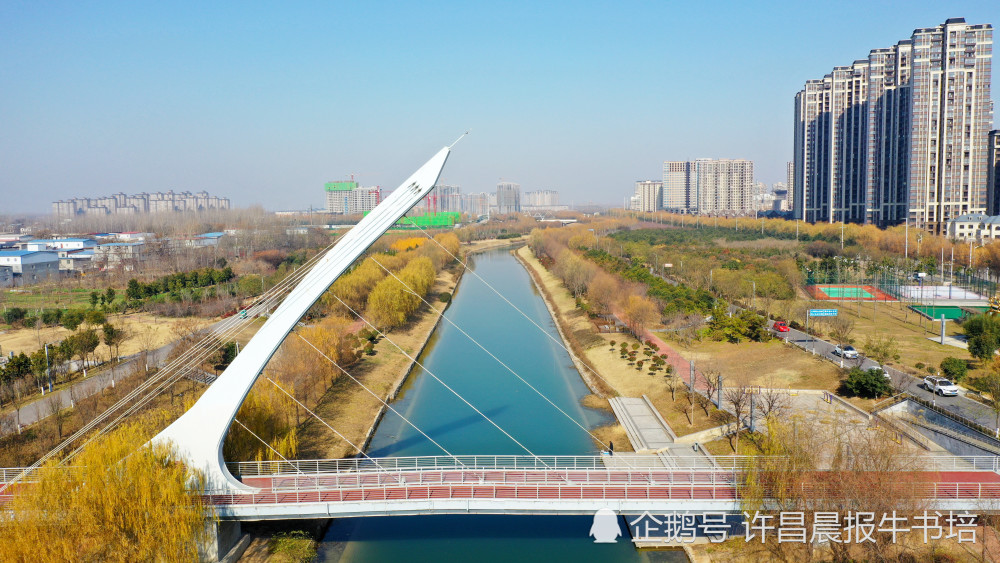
664;368;679;401
721;385;750;453
757;386;791;420
699;367;721;415
827;316;855;347
8;379;28;431
44;394;69;440
862;334;900;370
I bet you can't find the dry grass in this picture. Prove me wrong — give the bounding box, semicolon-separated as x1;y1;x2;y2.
591;422;634;453
770;295;974;378
0;313;212;358
659;336;880;412
665;338;845;390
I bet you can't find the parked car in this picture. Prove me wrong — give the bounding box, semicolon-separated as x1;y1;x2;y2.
833;345;858;359
924;376;959;396
772;321;789;333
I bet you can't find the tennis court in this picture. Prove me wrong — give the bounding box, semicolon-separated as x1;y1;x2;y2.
821;286;873;298
910;305;987;320
897;285;985;301
806;284;896;301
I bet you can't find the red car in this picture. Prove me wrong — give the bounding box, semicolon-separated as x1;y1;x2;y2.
773;321;789;332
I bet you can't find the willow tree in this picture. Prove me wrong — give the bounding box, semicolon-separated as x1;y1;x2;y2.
0;422;213;562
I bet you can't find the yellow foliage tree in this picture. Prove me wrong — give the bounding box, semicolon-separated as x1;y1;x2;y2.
223;378;299;462
366;256;438;330
389;237;426;252
433;232;461;259
0;423;212;562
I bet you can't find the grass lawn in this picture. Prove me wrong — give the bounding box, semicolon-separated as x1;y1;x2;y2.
3;286;95;310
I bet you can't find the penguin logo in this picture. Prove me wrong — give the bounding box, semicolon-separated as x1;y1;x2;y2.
589;508;622;543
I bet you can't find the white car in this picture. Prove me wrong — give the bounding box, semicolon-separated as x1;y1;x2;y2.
833;345;858;359
924;376;959;396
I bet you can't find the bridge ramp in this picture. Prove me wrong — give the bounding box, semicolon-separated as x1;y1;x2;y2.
609;395;676;452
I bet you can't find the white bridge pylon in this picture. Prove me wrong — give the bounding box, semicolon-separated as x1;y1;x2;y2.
152;145;453;491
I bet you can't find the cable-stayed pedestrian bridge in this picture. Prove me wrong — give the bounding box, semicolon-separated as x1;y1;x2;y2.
202;455;1000;520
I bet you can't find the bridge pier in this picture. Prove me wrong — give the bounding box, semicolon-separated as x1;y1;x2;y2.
199;520;245;563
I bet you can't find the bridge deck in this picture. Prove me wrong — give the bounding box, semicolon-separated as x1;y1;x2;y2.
205;464;1000;520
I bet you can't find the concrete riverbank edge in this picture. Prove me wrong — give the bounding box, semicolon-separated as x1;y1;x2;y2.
358;239;522;453
512;245;613;400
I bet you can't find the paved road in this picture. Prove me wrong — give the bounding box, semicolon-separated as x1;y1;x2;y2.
772;322;999;431
0;317;233;436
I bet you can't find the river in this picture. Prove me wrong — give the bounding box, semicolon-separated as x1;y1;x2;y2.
317;248;684;562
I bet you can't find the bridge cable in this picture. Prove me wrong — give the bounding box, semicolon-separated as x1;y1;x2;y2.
231;418;308;478
55;268;315;463
326;293;545;463
31;240;338;471
370;258;612;451
56;261;327;464
293;332;463;464
263;377;404;484
411;227;623;397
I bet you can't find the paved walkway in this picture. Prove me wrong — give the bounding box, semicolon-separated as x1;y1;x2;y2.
609;395;676;451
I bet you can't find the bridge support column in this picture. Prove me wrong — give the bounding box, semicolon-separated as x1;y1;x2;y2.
199;520;244;563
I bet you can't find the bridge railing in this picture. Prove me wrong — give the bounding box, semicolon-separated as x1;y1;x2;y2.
227;455;762;477
205;479;1000;508
225;454;1000;478
243;465;742;494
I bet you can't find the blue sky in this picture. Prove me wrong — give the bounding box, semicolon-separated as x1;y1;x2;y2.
2;1;998;213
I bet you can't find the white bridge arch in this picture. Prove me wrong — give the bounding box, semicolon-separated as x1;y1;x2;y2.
153;145;453;491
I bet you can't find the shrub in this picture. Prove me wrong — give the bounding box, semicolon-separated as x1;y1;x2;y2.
940;357;968;381
61;309;86;330
841;367;892;399
438;292;452;303
915;362;925;370
2;307;27;325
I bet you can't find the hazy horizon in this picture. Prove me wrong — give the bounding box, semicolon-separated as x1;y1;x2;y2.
2;1;998;214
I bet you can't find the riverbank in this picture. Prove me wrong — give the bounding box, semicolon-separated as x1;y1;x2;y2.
513;245;637;451
514;245;727;449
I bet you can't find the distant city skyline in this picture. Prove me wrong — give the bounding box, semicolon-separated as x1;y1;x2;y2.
2;2;997;213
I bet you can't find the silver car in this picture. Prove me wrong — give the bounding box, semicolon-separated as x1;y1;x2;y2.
833;345;858;359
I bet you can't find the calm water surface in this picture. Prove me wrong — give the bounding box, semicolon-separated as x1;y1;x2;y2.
317;248;685;562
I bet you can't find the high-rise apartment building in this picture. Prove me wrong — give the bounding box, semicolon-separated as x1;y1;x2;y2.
325;181;381;214
432;185;462;213
662;159;755;214
632;181;662;213
496;182;521;214
793;18;993;234
989;130;1000;215
462;193;490;217
523;190;560;207
786;162;795;212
